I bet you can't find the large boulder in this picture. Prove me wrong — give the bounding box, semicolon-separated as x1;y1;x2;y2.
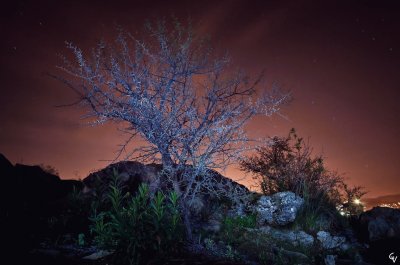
256;191;304;226
352;207;400;265
359;207;400;241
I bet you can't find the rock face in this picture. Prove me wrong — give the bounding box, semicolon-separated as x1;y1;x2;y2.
359;207;400;241
256;191;304;226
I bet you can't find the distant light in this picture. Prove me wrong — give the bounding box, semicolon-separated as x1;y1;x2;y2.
354;198;361;205
340;211;345;216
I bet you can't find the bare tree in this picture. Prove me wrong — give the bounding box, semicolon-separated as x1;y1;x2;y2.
57;19;289;238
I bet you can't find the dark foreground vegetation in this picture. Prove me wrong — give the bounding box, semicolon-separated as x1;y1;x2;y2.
1;130;399;265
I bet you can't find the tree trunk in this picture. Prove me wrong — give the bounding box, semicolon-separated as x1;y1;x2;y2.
182;206;193;241
161;153;174;170
160;153;193;240
171;179;193;241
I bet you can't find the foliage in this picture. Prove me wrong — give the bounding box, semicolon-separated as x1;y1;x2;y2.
77;233;85;246
45;183;92;244
338;183;367;216
221;214;257;245
57;17;289;238
90;174;183;265
240;128;366;231
241;129;342;199
293;181;337;233
227;227;312;265
223;214;257;232
38;163;59;176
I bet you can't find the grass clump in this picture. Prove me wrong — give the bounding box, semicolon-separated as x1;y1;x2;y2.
221;214;257;245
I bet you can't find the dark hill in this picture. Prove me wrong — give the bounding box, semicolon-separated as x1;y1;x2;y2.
82;160;250;202
0;153;83;262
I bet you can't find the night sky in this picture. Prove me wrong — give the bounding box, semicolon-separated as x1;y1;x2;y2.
1;0;399;200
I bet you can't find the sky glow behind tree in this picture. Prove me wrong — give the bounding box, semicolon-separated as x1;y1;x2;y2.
1;0;399;199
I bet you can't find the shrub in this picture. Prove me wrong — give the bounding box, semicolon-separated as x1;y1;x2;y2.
38;163;59;176
240;129;366;230
240;129;343;201
90;172;183;265
338;183;367;216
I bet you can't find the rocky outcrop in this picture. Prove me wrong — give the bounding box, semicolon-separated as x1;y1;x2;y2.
359;207;400;241
255;191;304;226
83;161;163;197
316;231;346;250
83;161;250;197
83;161;252;218
257;226;314;247
256;226;352;252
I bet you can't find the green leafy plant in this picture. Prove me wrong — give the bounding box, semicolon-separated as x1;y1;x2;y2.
221;214;257;245
78;233;85;246
258;250;270;265
90;173;183;265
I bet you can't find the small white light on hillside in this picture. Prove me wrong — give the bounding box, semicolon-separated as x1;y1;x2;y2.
353;198;361;205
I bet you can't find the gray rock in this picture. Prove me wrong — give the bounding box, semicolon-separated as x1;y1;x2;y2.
295;230;315;247
256;196;276;224
31;248;61;257
339;242;351;252
359;207;400;242
368;217;391;241
273;247;310;263
188;196;205;215
229;202;247;217
257;226;272;234
82;250;113;260
317;231;346;250
256;191;304;226
203;219;222;233
324;255;336;265
258;226;314;247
